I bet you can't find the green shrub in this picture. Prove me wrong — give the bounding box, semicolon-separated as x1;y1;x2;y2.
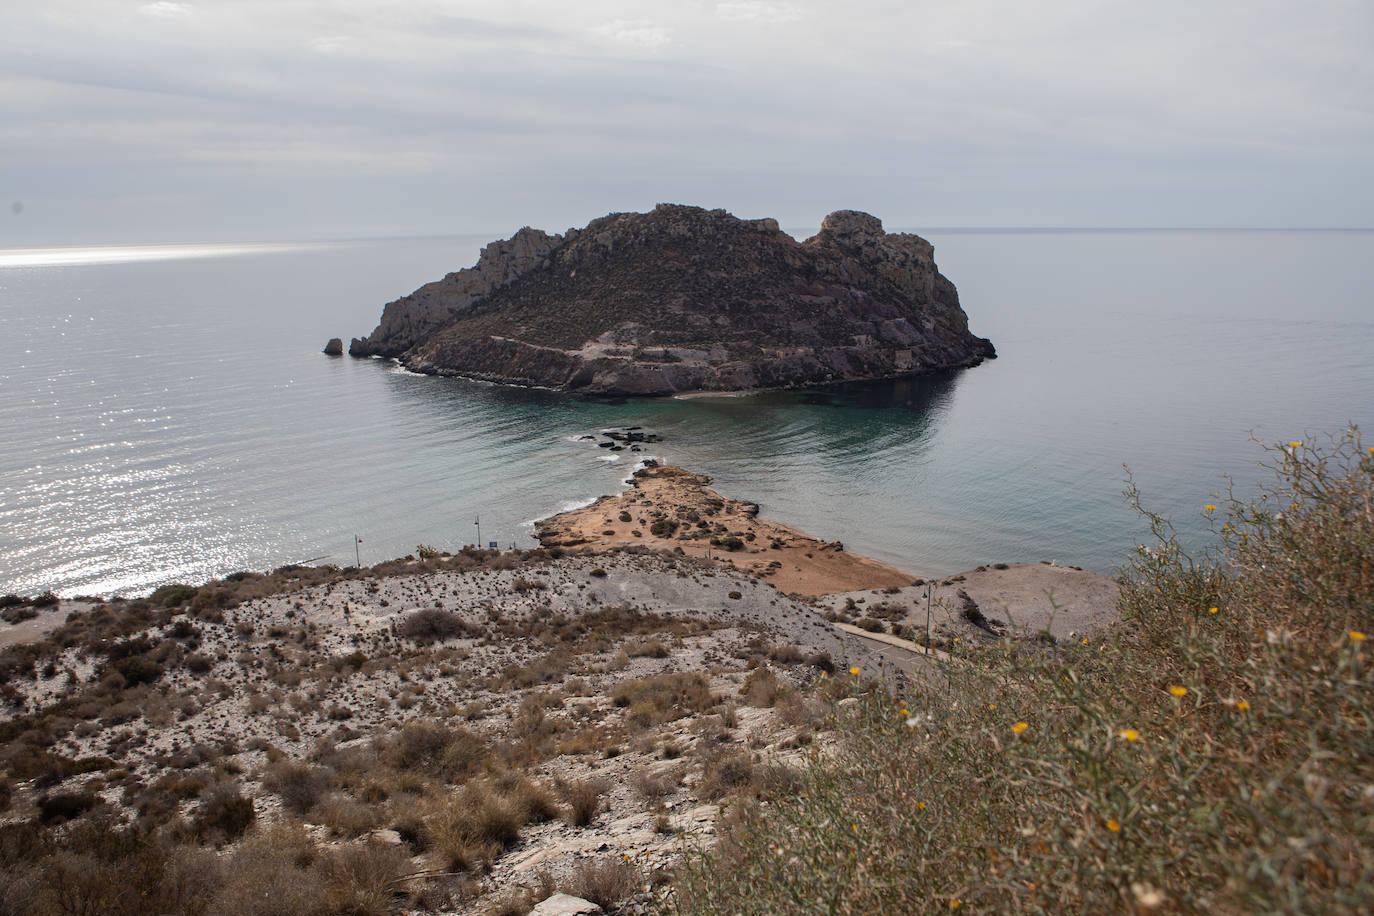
263;760;337;815
1;605;37;624
184;652;214;673
193;784;255;842
378;721;491;781
398;608;476;642
37;791;99;824
150;583;198;607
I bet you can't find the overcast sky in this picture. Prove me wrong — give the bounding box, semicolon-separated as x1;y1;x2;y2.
3;0;1371;244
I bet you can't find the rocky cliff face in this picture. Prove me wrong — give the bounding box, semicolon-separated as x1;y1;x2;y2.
349;205;995;395
348;227;562;358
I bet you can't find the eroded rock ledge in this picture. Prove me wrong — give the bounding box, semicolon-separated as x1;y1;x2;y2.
347;205;995;396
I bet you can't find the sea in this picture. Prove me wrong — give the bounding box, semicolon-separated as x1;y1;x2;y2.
2;228;1371;598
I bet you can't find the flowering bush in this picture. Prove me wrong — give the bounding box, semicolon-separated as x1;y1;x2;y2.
669;429;1373;913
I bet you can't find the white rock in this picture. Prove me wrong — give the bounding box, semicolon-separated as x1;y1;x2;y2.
368;828;402;846
529;893;604;916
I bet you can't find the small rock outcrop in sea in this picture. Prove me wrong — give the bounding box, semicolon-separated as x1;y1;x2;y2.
322;337;343;356
349;205;995;396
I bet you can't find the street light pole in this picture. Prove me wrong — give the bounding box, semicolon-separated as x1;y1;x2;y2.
354;534;363;568
474;515;481;549
925;584;932;650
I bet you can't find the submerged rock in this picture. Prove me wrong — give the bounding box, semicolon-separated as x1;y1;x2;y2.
350;204;995;396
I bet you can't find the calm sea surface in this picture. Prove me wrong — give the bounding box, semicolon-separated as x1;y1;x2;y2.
2;229;1371;597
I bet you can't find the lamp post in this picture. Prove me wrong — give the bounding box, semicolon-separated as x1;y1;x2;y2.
474;515;481;549
354;534;363;568
925;583;932;651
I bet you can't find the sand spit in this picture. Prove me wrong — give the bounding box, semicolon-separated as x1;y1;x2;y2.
534;463;917;596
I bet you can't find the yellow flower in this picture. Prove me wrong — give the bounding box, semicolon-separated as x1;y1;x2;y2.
1351;631;1367;642
1204;505;1216;512
949;902;961;910
1236;700;1250;712
1208;606;1218;614
1290;441;1302;448
1081;637;1088;645
1169;685;1188;697
1119;728;1140;742
849;666;861;676
917;802;926;810
900;708;909;717
1107;819;1121;832
987;703;997;710
851;824;858;832
1012;721;1029;735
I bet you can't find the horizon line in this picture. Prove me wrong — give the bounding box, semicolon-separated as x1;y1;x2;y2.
3;225;1372;254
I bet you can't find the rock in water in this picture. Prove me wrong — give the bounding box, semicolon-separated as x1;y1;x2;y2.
350;204;995;396
322;337;343;356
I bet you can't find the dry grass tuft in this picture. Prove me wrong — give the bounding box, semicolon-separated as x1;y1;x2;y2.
738;667;785;708
424;775;557;870
611;673;715;729
560;777;609;827
563;857;644;911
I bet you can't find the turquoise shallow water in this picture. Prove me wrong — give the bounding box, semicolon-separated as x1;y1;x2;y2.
2;229;1371;596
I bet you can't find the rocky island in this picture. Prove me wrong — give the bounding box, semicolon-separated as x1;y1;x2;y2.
345;205;995;396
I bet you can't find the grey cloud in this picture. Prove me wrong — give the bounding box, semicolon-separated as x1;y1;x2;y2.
3;0;1372;244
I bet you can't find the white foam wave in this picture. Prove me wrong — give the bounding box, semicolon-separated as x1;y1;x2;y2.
522;495;600;527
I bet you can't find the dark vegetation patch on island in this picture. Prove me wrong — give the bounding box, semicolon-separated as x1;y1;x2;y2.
342;205;995;396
